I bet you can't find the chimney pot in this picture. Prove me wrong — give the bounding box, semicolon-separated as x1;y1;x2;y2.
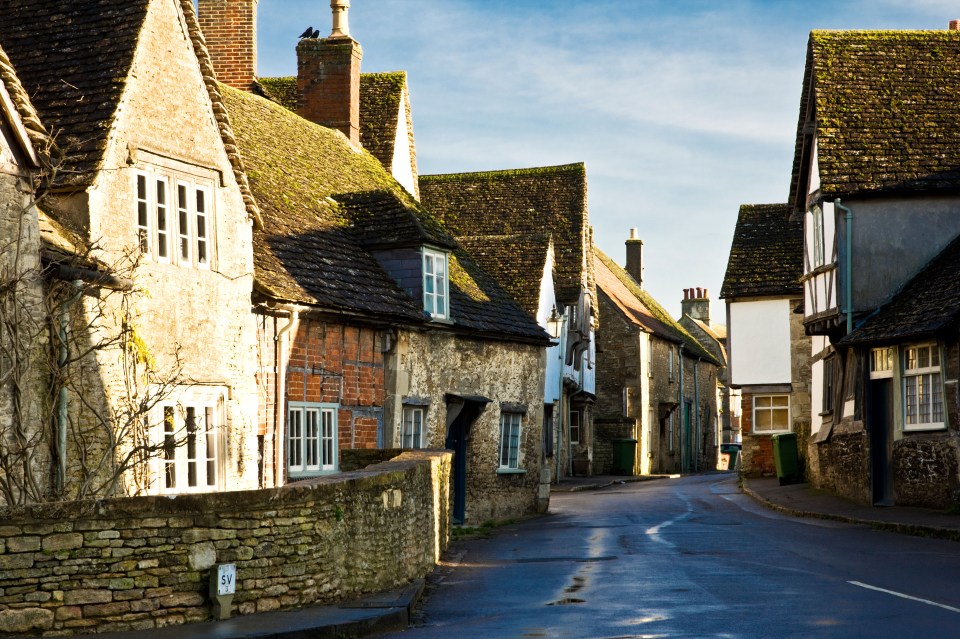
625;232;644;288
696;287;703;298
330;0;351;38
950;19;960;30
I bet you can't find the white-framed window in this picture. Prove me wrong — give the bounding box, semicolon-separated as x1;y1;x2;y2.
288;402;338;477
135;168;213;269
401;405;424;449
753;395;791;433
811;204;825;268
902;343;944;431
570;409;582;444
499;412;522;469
870;347;893;380
151;388;224;495
422;247;449;319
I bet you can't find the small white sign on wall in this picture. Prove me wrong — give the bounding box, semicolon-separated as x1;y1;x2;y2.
216;563;236;596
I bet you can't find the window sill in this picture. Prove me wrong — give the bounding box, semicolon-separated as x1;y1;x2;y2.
496;468;527;475
904;424;947;433
753;430;791;436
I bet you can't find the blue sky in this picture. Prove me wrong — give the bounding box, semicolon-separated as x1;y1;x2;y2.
253;0;957;318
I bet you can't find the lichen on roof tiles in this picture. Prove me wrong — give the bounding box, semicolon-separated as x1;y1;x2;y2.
419;163;589;308
721;203;803;299
0;0;150;189
222;84;546;342
790;30;960;205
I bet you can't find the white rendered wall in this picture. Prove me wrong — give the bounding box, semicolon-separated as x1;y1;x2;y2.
391;91;417;196
729;299;792;386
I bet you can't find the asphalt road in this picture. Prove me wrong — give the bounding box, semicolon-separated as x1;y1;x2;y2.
380;473;960;639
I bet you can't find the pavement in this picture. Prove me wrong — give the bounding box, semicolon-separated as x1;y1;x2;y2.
73;471;960;639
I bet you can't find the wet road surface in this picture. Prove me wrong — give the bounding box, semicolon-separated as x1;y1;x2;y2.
380;473;960;638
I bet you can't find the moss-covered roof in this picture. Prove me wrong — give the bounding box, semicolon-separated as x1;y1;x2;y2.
358;71;406;171
0;0;149;189
790;30;960;207
419;163;590;306
222;85;546;342
256;72;415;184
842;233;960;344
456;234;551;317
720;204;803;300
257;76;298;111
594;248;719;365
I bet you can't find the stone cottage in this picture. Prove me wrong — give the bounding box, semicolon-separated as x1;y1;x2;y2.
789;27;960;507
418;163;597;481
593;241;721;475
200;0;552;523
721;204;810;479
678;287;731;444
0;0;263;501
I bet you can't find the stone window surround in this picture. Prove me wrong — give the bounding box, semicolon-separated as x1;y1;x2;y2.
150;386;226;495
287;402;338;477
134;160;216;270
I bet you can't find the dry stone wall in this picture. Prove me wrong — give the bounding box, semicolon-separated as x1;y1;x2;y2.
0;451;451;636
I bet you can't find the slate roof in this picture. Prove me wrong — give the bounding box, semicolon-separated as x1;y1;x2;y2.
0;42;53;164
721;204;803;300
594;248;719;365
419;164;589;306
0;0;149;189
222;85;547;343
841;234;960;345
789;30;960;208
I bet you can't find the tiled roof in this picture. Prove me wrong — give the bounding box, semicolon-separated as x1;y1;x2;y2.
841;234;960;344
790;30;960;206
222;85;546;343
0;0;149;189
594;248;719;365
358;72;407;173
335;189;455;251
456;234;551;317
721;204;803;299
256;72;417;191
0;42;54;164
419;163;589;306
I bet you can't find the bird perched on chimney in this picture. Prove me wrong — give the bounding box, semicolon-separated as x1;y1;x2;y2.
298;26;313;39
311;28;320;38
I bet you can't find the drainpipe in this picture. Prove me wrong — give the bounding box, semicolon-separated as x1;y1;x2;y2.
56;281;85;497
273;309;297;487
835;199;853;335
678;343;685;473
694;356;701;472
556;314;566;482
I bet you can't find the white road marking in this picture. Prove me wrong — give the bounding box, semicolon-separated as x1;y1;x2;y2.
645;491;693;547
848;581;960;613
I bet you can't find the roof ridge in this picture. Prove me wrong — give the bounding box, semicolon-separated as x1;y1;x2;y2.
178;0;262;230
594;247;719;364
0;43;56;165
420;162;586;182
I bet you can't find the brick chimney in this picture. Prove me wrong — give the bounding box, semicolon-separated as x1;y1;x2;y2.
197;0;259;91
625;228;644;288
681;287;711;325
950;20;960;30
297;0;362;145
